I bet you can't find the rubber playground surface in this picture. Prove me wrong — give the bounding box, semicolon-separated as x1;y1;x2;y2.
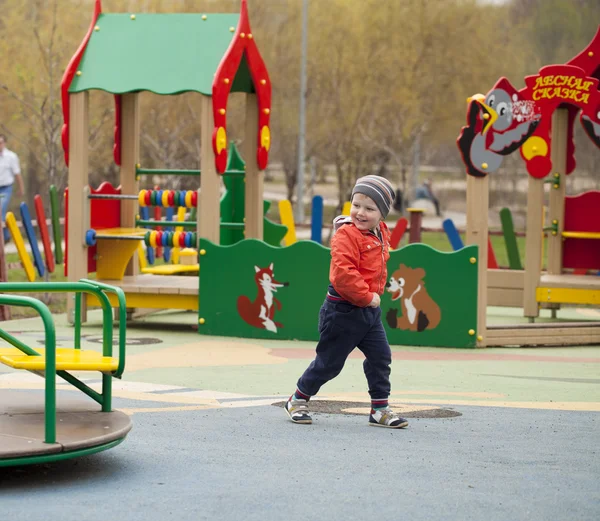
1;307;599;521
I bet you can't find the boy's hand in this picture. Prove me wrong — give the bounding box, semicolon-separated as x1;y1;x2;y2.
369;293;381;308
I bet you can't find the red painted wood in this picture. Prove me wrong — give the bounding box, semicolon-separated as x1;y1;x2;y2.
212;0;271;173
389;218;408;249
113;94;122;166
563;190;600;270
60;0;102;166
34;195;55;274
487;238;499;269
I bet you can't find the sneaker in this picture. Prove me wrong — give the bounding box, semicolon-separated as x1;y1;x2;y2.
369;407;408;429
284;396;312;424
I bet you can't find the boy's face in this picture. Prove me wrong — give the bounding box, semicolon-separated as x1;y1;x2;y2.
350;193;382;231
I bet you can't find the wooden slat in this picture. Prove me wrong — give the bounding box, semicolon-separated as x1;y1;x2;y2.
547;108;568;275
199;94;220;243
487;325;600;346
243;93;263;240
466;175;489;346
67;92;90;323
524;177;544;318
488;269;525;290
120;93;140;277
540;273;600;289
488;288;524;308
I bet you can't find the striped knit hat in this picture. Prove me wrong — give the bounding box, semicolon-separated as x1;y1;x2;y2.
351;175;395;218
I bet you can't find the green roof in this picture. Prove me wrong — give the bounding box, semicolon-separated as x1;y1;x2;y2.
69;13;252;95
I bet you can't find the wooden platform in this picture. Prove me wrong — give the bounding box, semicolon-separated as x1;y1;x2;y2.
539;274;600;289
487;322;600;347
87;275;198;310
0;389;132;462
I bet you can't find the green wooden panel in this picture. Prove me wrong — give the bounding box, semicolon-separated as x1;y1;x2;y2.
500;207;523;270
385;244;478;348
70;13;246;95
199;239;330;340
199;240;479;348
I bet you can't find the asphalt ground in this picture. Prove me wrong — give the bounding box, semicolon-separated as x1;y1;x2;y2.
0;309;598;520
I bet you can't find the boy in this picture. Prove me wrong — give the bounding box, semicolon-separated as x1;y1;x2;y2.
285;175;408;428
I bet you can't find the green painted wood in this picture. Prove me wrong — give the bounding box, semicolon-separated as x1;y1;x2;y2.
219;143;287;246
263;201;288;246
49;185;63;264
69;13;253;95
198;240;479;348
500;207;523;270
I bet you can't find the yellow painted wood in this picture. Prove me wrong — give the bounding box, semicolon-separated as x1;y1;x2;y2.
171;206;187;264
0;347;118;372
95;227;146;237
562;231;600;239
137;243;147;270
96;230;146;280
536;287;600;305
243;93;263;240
142;264;199;275
87;291;198;310
5;212;35;282
278;199;297;246
342;201;351;216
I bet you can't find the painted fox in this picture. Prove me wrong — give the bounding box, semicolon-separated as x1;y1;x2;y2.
237;263;289;333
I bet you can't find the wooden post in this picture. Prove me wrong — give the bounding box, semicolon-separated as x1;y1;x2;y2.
547;108;568;275
243;93;263;240
523;177;545;319
67;91;90;323
0;218;10;320
407;208;424;243
120;93;140;277
466;174;489;347
199;94;220;243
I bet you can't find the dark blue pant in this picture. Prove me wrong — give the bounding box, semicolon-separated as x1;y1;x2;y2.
0;185;13;242
297;299;392;400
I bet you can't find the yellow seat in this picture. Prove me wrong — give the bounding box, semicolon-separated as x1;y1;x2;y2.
0;347;118;372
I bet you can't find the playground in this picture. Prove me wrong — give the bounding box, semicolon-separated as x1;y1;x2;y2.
0;0;598;519
1;310;599;520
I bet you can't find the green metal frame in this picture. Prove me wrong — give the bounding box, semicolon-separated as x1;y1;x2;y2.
0;280;127;445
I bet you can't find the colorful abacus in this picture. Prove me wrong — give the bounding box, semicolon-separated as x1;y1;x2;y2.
144;230;198;248
138;189;198;208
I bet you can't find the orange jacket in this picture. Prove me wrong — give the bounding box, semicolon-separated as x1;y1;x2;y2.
329;220;391;307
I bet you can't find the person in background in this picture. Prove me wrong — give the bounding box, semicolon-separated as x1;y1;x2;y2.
415;178;441;217
0;134;24;242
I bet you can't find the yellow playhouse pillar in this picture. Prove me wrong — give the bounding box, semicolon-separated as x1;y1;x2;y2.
67;91;90;323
